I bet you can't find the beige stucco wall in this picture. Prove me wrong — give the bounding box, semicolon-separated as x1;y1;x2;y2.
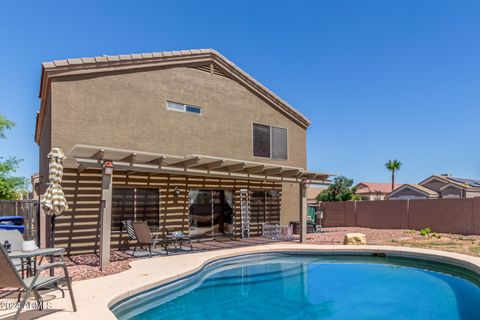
280;182;300;225
49;66;307;168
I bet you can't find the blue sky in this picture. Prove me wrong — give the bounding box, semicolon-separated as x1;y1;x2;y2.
0;0;479;186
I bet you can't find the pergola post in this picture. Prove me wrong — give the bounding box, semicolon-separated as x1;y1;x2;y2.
100;161;113;269
300;179;308;243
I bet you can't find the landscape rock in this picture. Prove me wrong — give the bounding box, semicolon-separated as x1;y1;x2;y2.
344;232;367;245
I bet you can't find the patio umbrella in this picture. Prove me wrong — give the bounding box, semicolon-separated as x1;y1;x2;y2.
40;147;68;248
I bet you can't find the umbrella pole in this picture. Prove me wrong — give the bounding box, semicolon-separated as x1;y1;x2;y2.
50;215;56;276
50;215;55;248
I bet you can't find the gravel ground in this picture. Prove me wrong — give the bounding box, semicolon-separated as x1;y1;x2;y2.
306;227;480;257
305;227;423;244
45;251;132;281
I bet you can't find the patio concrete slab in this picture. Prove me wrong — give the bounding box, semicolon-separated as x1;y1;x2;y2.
1;243;480;319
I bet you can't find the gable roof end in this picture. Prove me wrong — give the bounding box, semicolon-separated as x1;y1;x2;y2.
386;184;439;199
35;49;311;143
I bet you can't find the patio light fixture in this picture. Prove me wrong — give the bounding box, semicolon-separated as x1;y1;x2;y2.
103;160;114;175
174;186;181;197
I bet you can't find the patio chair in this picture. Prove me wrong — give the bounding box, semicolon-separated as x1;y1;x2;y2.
0;245;76;320
121;220;136;249
131;221;168;257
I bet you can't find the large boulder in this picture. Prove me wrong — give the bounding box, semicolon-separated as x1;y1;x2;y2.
344;233;367;245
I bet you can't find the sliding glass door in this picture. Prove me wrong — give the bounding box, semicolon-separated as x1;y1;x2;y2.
188;190;234;239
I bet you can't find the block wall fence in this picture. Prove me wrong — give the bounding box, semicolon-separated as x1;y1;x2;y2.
320;197;480;235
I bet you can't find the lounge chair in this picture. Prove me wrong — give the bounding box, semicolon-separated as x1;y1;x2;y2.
0;245;76;320
131;221;168;257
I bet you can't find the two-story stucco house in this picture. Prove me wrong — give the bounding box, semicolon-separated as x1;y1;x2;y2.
35;49;329;259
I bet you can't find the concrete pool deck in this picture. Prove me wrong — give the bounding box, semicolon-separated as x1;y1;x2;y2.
2;243;480;319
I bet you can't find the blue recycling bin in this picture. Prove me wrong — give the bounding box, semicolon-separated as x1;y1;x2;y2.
0;216;25;233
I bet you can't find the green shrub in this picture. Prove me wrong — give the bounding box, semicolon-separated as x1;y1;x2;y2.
420;227;432;236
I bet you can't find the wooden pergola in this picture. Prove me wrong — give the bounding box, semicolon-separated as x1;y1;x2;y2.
65;144;333;267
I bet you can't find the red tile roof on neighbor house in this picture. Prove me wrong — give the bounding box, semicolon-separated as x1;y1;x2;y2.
355;182;401;194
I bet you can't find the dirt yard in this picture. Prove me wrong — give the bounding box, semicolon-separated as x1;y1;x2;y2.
307;227;480;257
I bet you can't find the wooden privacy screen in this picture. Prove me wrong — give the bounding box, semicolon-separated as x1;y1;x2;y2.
249;190;281;236
56;168;283;254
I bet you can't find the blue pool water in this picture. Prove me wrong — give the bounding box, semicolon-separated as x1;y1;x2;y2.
112;253;480;320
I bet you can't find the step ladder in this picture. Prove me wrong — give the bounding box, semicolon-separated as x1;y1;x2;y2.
240;189;250;239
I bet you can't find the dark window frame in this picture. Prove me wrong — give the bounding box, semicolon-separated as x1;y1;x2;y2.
252;123;288;160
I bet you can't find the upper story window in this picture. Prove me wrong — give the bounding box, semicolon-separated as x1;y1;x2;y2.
166;101;202;115
253;123;288;160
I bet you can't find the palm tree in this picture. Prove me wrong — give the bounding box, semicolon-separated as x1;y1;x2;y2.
385;159;402;191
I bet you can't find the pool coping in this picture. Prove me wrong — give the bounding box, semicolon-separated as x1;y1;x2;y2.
11;244;480;319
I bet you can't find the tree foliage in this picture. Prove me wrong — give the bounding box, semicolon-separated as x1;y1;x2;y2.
0;114;28;199
385;159;402;191
316;176;360;202
385;159;402;172
0;114;15;139
0;157;28;200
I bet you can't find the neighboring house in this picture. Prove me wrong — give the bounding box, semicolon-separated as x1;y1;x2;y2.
386;174;480;200
35;49;330;255
419;175;480;198
354;182;400;200
386;184;439;200
307;185;326;205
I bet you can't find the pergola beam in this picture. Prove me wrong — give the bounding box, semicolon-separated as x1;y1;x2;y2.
191;160;225;170
170;156;202;168
221;162;246;172
264;167;284;176
244;165;265;174
67;145;333;183
147;156;166;167
119;152;137;164
91;149;105;160
282;169;301;177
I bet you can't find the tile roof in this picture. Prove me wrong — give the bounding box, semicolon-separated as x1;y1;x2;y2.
354;182;401;194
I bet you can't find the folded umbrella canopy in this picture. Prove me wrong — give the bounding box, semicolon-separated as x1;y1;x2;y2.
41;147;68;247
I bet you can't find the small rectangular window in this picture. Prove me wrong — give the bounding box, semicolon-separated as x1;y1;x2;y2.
186;105;202;114
166;101;202;115
253;124;271;158
166;101;185;112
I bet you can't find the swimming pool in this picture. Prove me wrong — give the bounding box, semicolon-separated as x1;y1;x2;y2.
111;253;480;319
